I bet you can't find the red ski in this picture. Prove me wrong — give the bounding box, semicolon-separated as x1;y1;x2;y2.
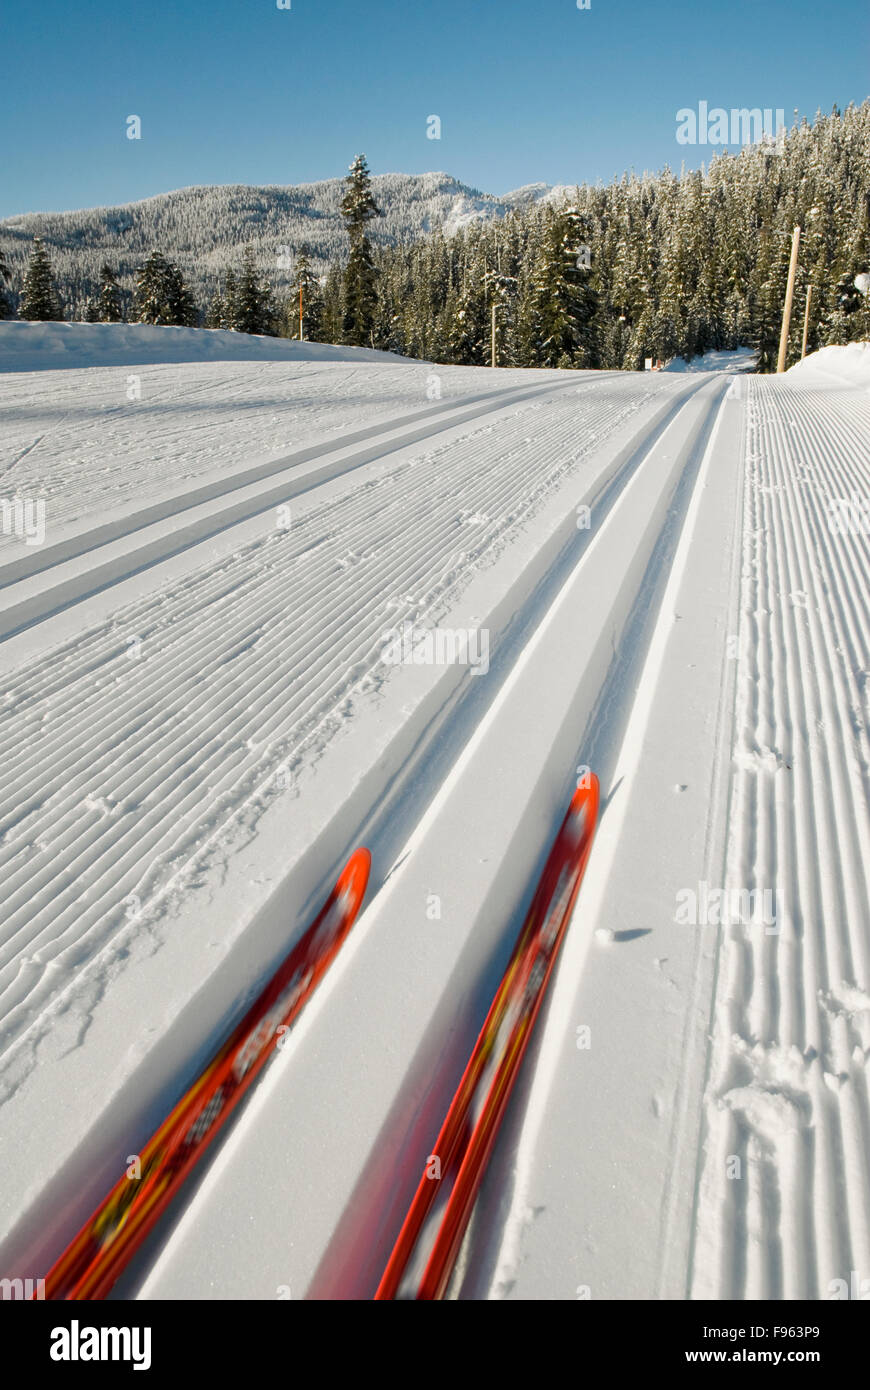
375;778;599;1300
43;847;371;1300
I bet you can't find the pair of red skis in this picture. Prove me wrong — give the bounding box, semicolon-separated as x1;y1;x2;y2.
42;776;599;1301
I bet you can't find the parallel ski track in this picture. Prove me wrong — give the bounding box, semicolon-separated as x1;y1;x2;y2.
0;376;668;1085
0;367;577;582
2;378;632;625
119;378;719;1300
691;377;870;1299
0;362;390;529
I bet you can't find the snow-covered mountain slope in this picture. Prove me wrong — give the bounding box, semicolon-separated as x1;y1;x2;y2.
0;171;559;309
0;329;866;1302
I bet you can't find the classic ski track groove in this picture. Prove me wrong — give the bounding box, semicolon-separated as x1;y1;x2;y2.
0;371;591;591
443;377;735;1301
0;374;677;1084
690;378;870;1300
125;377;722;1299
14;362;862;1304
0;363;386;541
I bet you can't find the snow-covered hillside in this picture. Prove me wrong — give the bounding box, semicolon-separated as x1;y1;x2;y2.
0;326;867;1302
0;172;559;310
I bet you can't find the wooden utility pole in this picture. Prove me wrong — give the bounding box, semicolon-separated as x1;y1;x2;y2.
800;283;813;360
299;283;304;341
491;303;498;368
776;225;801;373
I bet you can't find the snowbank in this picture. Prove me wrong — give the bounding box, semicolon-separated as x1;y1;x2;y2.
0;321;412;373
785;341;870;387
663;347;756;374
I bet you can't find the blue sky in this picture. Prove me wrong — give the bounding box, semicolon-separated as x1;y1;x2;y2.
3;0;868;217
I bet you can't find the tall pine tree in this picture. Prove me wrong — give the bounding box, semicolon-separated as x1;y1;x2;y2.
97;264;123;322
234;246;276;335
289;247;322;340
341;154;380;346
210;268;239;330
19;238;62;321
0;247;14;319
521;207;596;368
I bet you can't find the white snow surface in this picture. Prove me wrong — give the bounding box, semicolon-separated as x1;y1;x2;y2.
786;340;870;387
0;325;867;1302
0;321;409;374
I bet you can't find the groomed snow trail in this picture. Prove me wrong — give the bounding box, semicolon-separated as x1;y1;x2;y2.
0;343;700;1280
0;350;445;537
0;373;660;1082
135;375;728;1301
1;331;866;1303
690;375;870;1300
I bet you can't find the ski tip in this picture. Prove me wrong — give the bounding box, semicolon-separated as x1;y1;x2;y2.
340;846;372;899
571;772;600;812
565;775;600;846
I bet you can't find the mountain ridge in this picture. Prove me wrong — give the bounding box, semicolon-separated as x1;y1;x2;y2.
0;172;568;315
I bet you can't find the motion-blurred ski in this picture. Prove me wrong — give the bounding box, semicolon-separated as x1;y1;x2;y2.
375;778;599;1300
43;847;371;1300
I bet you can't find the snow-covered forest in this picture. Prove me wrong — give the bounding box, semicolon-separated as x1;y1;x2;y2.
369;105;870;370
1;105;869;371
0;172;545;319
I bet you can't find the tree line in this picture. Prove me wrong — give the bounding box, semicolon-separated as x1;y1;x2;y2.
0;171;497;309
2;105;869;370
0;155;382;345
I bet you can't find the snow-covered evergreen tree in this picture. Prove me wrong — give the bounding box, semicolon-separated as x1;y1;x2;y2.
319;263;344;345
204;289;226;329
522;207;597;367
166;261;197;327
223;269;239;329
19;237;62;320
444;281;485;363
341;154;380;345
97;264;123;322
289;247;322;340
234;246;276;335
133;251;196;326
0;247;14;319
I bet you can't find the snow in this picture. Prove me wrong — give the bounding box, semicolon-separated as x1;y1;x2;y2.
0;321;409;373
663;346;757;373
501;182;575;208
0;326;867;1303
785;340;870;387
